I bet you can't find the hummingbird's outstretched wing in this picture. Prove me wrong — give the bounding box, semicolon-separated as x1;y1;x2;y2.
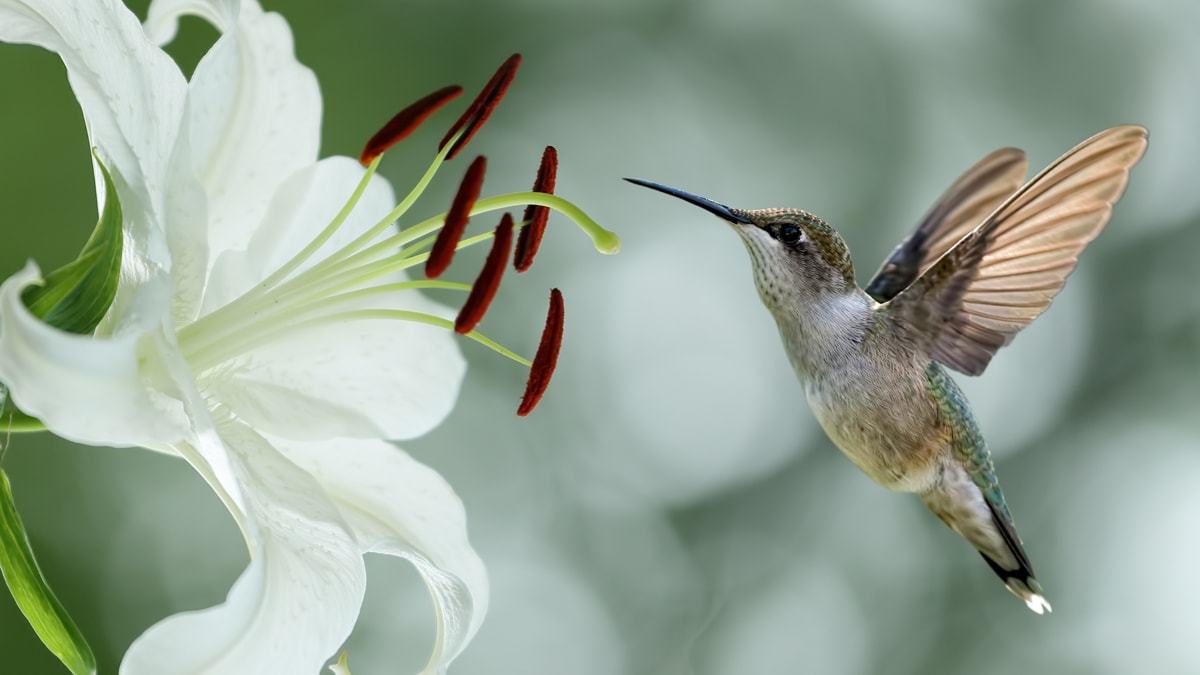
865;148;1028;302
884;125;1148;376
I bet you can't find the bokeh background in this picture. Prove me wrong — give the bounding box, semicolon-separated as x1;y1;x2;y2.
2;0;1199;672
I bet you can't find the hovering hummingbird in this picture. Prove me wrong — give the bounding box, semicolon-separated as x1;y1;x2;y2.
627;125;1148;613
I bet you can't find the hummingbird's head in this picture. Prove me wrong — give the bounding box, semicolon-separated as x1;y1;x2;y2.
625;179;856;310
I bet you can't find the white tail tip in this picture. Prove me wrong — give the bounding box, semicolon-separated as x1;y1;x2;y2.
1024;594;1052;614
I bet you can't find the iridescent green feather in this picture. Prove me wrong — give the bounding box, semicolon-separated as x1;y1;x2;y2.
923;363;1014;523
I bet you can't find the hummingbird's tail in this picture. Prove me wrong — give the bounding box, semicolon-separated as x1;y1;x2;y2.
920;464;1052;614
975;500;1052;614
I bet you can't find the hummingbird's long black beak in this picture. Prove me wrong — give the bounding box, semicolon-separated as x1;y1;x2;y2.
624;178;753;224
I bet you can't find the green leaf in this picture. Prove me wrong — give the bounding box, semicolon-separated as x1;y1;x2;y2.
0;153;117;670
21;152;124;335
0;468;96;675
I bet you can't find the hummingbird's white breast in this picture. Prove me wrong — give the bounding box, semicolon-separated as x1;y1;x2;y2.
774;292;944;493
803;367;945;494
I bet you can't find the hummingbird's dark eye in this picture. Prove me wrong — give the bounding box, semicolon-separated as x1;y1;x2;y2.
778;224;802;245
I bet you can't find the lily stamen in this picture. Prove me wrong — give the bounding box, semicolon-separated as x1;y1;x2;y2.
427;155;487;278
440;54;522;160
518;288;565;416
183;280;471;371
515;145;559;272
455;213;514;334
359;85;464;166
178;54;616;417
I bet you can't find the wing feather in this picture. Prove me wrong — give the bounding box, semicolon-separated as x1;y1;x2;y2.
865;148;1028;301
883;125;1148;375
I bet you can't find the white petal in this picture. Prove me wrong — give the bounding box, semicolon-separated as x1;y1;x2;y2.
157;126;212;327
0;0;186;249
0;263;190;447
145;0;238;41
278;438;488;673
200;156;397;314
122;420;365;675
204;296;466;441
149;0;322;260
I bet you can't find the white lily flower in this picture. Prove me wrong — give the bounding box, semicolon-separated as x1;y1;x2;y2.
0;0;509;672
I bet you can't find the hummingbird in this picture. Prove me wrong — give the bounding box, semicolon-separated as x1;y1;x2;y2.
626;125;1148;613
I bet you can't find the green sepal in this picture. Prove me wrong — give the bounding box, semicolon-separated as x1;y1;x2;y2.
0;468;97;675
21;151;124;335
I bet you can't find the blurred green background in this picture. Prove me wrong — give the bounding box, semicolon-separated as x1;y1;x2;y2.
2;0;1199;672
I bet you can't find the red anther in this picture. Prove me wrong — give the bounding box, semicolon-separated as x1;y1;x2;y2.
514;145;559;272
426;155;487;278
517;288;564;417
359;85;463;166
439;54;522;160
455;213;514;334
